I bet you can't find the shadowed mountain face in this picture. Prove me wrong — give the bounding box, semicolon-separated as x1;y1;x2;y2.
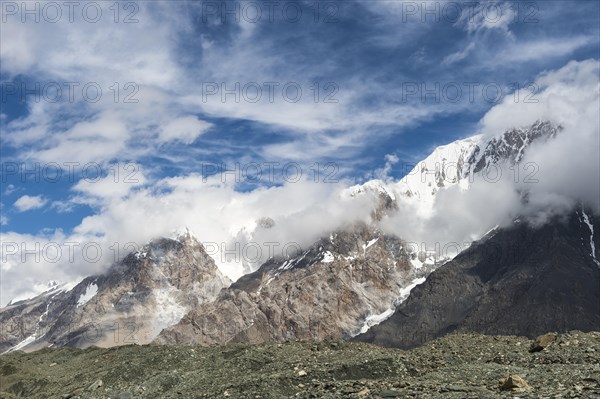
355;209;600;348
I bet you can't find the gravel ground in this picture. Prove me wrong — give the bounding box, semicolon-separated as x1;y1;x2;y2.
1;331;599;399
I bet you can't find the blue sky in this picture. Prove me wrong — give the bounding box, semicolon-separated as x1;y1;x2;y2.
0;0;599;237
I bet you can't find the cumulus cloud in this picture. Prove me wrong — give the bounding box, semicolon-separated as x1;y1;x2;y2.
0;176;376;305
13;195;48;212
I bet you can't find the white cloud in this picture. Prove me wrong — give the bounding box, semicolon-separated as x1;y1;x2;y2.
4;0;584;171
493;36;595;64
13;195;48;212
158;116;212;144
72;163;147;202
460;1;516;36
480;59;599;137
442;42;475;66
0;177;377;305
3;184;20;196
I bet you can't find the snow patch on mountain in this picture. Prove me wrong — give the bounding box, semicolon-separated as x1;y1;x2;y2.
392;135;481;218
357;308;395;335
363;237;379;253
6;280;79;306
345;179;396;201
581;210;600;267
354;276;427;336
5;335;36;353
397;277;426;302
321;251;335;263
76;283;98;307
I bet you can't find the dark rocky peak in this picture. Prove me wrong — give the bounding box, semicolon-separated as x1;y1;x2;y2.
355;209;600;349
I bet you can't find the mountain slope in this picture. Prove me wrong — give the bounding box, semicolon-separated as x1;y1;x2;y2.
155;221;439;346
355;209;600;348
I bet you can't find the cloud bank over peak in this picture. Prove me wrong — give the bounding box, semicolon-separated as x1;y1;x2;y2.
380;59;600;250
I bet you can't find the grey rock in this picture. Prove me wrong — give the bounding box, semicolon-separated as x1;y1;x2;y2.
87;379;103;391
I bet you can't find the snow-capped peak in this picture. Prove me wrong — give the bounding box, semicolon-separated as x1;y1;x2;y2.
343;179;396;201
391;135;481;215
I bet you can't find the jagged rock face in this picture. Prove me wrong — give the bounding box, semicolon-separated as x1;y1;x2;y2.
392;120;561;217
155;223;437;346
0;233;231;352
468;120;560;174
355;209;600;349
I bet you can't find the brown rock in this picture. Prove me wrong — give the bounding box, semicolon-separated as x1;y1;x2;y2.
499;375;531;392
529;333;557;352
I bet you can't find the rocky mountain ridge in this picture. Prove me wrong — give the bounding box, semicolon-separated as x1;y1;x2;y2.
155;222;439;346
355;208;600;348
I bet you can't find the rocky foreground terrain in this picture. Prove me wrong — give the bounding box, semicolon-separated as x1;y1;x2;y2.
1;331;599;399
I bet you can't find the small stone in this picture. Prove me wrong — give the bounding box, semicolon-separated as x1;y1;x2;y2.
357;388;370;397
87;379;103;391
49;363;57;367
530;333;557;352
446;385;472;392
379;389;401;397
298;370;307;377
499;375;531;392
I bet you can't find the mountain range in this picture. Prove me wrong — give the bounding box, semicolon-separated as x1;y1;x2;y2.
1;120;598;353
